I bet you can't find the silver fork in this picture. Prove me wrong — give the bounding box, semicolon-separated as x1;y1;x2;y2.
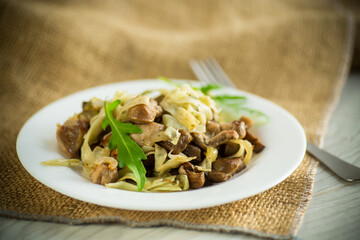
189;58;360;182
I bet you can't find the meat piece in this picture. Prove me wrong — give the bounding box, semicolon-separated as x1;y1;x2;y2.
130;122;165;146
220;141;240;157
206;120;221;137
245;131;265;153
240;116;253;129
56;117;89;158
90;157;119;185
183;144;202;164
158;129;193;154
128;104;155;123
221;120;246;139
208;130;239;148
207;157;246;183
128;99;163;123
178;162;205;189
191;132;208;150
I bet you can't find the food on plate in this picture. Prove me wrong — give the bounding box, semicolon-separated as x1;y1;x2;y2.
45;82;265;192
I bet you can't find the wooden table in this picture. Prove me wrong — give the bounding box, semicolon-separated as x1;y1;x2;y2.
1;74;359;240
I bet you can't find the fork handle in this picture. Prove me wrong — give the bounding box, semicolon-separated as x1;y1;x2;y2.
306;141;360;181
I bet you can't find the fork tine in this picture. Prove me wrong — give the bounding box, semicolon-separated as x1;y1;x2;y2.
207;58;237;88
198;61;218;84
190;58;237;88
202;59;227;86
189;59;212;84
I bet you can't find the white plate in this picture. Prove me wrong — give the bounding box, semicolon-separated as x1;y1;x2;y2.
17;79;306;211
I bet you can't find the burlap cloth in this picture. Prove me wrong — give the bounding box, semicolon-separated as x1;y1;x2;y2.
0;0;356;239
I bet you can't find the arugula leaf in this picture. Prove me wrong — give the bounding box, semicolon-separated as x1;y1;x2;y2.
199;84;222;95
102;100;147;192
212;95;247;106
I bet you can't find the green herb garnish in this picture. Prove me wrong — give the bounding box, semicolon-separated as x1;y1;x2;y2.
198;84;222;95
102;100;147;191
212;95;247;107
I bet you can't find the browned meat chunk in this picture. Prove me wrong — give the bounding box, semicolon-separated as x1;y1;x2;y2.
208;130;239;148
206;120;221;137
245;131;265;153
128;104;155;123
128;99;163;123
182;144;202;164
220;120;246;139
56;117;89;158
130;122;165;146
178;162;205;189
90;157;119;185
158;129;193;154
191;132;208;150
207;157;246;182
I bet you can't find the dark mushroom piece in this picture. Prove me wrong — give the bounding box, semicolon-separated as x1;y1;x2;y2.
244;131;265;153
207;157;246;183
178;162;205;189
182;144;202;164
191;132;208;150
208;130;239;148
220;141;240;157
143;154;155;177
158;129;193;154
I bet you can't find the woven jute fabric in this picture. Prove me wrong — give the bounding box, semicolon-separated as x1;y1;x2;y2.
0;0;355;239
